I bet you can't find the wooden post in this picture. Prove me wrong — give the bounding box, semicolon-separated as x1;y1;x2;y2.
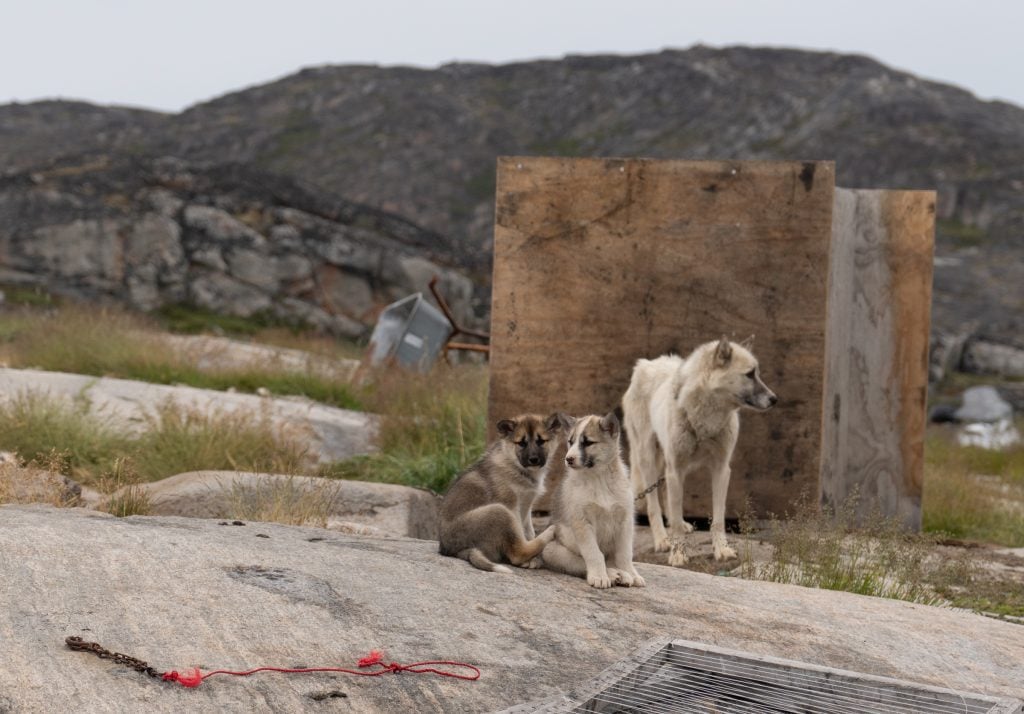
821;189;935;529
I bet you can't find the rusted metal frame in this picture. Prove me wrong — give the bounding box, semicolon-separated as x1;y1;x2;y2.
428;275;491;362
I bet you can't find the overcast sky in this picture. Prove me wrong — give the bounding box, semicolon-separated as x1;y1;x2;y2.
3;0;1022;113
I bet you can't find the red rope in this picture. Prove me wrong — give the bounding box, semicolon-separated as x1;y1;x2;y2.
160;650;481;688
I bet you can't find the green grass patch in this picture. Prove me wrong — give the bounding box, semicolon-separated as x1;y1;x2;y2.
0;391;313;488
937;218;985;247
527;137;584;156
0;304;363;410
153;303;282;336
0;284;58;308
321;364;487;493
0;392;131;477
922;427;1024;546
132;401;311;481
934;573;1024;621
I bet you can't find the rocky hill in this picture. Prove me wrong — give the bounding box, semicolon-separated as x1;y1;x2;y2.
2;46;1023;337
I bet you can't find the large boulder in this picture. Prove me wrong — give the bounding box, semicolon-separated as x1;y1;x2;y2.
1;506;1022;713
114;470;439;539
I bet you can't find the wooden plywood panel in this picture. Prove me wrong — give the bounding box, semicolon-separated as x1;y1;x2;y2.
489;157;835;517
821;189;935;529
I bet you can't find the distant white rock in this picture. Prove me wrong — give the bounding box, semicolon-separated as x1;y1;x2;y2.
954;386;1014;423
957;419;1022;450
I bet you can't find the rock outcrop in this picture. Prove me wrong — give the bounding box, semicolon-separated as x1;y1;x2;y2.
1;506;1022;713
0;156;475;338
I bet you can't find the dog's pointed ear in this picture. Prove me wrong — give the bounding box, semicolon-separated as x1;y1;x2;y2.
496;419;516;438
556;412;576;433
599;411;620;438
714;335;733;367
740;334;755;350
544;413;563;433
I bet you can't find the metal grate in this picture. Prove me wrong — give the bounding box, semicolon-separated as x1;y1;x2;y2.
503;638;1023;714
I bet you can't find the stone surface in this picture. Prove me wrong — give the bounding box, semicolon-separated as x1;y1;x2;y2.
115;470;438;539
0;368;377;464
1;505;1022;713
955;385;1015;423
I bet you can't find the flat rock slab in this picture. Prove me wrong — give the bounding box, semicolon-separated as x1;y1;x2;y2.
0;368;376;463
157;334;361;381
123;470;439;539
1;506;1022;713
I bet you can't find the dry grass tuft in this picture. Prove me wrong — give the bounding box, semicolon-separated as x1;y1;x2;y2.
738;491;963;605
0;452;82;508
97;457;151;517
227;476;341;527
133;401;313;481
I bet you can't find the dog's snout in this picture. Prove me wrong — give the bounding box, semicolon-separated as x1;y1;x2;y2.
768;393;778;407
565;455;576;466
528;455;541;465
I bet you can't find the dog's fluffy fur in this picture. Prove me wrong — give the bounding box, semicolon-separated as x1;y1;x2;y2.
623;337;776;565
542;412;645;589
438;413;561;573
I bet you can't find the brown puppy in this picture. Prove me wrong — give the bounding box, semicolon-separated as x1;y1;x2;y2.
438;413;562;573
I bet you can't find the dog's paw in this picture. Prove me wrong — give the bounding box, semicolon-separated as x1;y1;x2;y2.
587;572;613;589
492;564;514;574
713;543;737;561
608;568;633;587
630;572;647;588
520;556;544;569
668;542;689;567
653;535;672;553
670;521;695;536
537;525;556;544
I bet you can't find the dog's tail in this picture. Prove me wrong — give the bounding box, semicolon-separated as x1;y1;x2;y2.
461;548;512;574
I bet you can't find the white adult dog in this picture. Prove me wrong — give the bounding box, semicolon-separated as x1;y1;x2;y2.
622;337;776;565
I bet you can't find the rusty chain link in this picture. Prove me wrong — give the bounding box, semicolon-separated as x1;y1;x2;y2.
634;475;666;501
65;636;163;679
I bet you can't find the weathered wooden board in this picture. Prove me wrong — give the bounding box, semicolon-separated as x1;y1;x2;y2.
489;157;836;517
821;189;935;529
